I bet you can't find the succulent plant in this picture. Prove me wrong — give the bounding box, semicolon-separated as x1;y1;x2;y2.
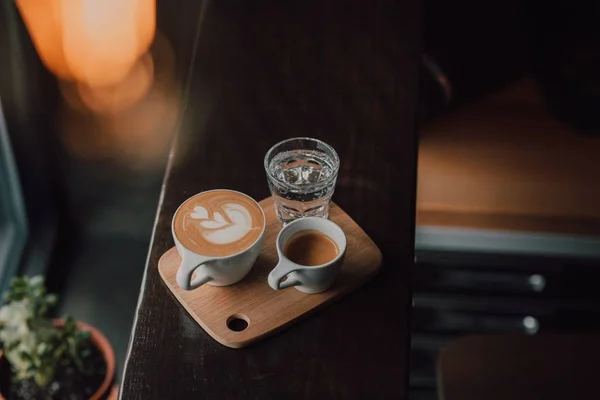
0;276;91;387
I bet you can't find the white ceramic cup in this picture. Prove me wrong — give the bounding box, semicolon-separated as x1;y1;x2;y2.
172;191;266;290
268;217;346;294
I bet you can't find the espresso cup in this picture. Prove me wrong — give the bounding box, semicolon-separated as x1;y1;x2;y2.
172;189;266;290
268;217;346;294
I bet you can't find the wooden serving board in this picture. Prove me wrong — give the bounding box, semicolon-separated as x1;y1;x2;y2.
158;197;382;348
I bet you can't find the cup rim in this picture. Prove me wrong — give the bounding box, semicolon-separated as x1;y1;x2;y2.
276;217;346;269
263;137;340;190
171;189;267;260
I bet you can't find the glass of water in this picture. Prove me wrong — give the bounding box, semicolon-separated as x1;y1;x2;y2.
264;137;340;224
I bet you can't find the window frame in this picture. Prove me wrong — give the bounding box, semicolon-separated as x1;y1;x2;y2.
0;98;28;296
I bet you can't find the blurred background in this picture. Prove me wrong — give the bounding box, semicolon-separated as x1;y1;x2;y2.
413;0;600;399
0;0;187;381
1;0;600;397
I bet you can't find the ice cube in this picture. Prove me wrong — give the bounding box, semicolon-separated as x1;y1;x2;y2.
283;168;300;184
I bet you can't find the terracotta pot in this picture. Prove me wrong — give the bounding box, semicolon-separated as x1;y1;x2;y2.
0;320;115;400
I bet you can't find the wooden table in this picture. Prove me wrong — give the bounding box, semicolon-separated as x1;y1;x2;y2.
120;0;419;398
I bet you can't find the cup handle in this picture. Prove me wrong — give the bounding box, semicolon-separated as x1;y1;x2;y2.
268;260;301;290
176;254;213;290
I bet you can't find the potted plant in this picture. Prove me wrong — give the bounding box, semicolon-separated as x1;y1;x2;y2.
0;276;115;400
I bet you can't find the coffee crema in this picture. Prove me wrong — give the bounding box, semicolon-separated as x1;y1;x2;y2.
173;190;265;257
284;230;339;266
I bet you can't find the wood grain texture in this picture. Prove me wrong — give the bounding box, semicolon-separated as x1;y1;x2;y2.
158;198;382;348
120;0;419;398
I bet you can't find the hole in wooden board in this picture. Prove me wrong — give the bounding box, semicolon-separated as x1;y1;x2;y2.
227;314;249;332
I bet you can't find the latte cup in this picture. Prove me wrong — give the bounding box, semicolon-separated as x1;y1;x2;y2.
268;217;347;294
172;190;266;290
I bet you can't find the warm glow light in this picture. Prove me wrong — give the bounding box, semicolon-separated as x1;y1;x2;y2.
15;0;155;87
58;33;180;167
16;0;178;169
15;0;71;79
77;53;155;114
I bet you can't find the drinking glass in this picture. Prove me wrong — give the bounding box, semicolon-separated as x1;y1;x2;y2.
264;137;340;224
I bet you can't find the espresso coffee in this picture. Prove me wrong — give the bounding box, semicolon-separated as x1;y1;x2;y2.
284;230;339;266
173;190;265;257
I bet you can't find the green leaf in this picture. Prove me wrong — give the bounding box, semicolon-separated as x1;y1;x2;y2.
0;275;95;386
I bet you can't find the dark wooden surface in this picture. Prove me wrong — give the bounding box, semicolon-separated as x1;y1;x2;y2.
120;0;419;398
438;335;600;400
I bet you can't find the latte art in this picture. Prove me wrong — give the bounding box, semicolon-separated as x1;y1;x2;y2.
173;190;265;257
188;203;254;245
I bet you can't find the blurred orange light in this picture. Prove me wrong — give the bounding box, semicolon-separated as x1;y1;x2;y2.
16;0;177;168
15;0;155;87
77;53;155;114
